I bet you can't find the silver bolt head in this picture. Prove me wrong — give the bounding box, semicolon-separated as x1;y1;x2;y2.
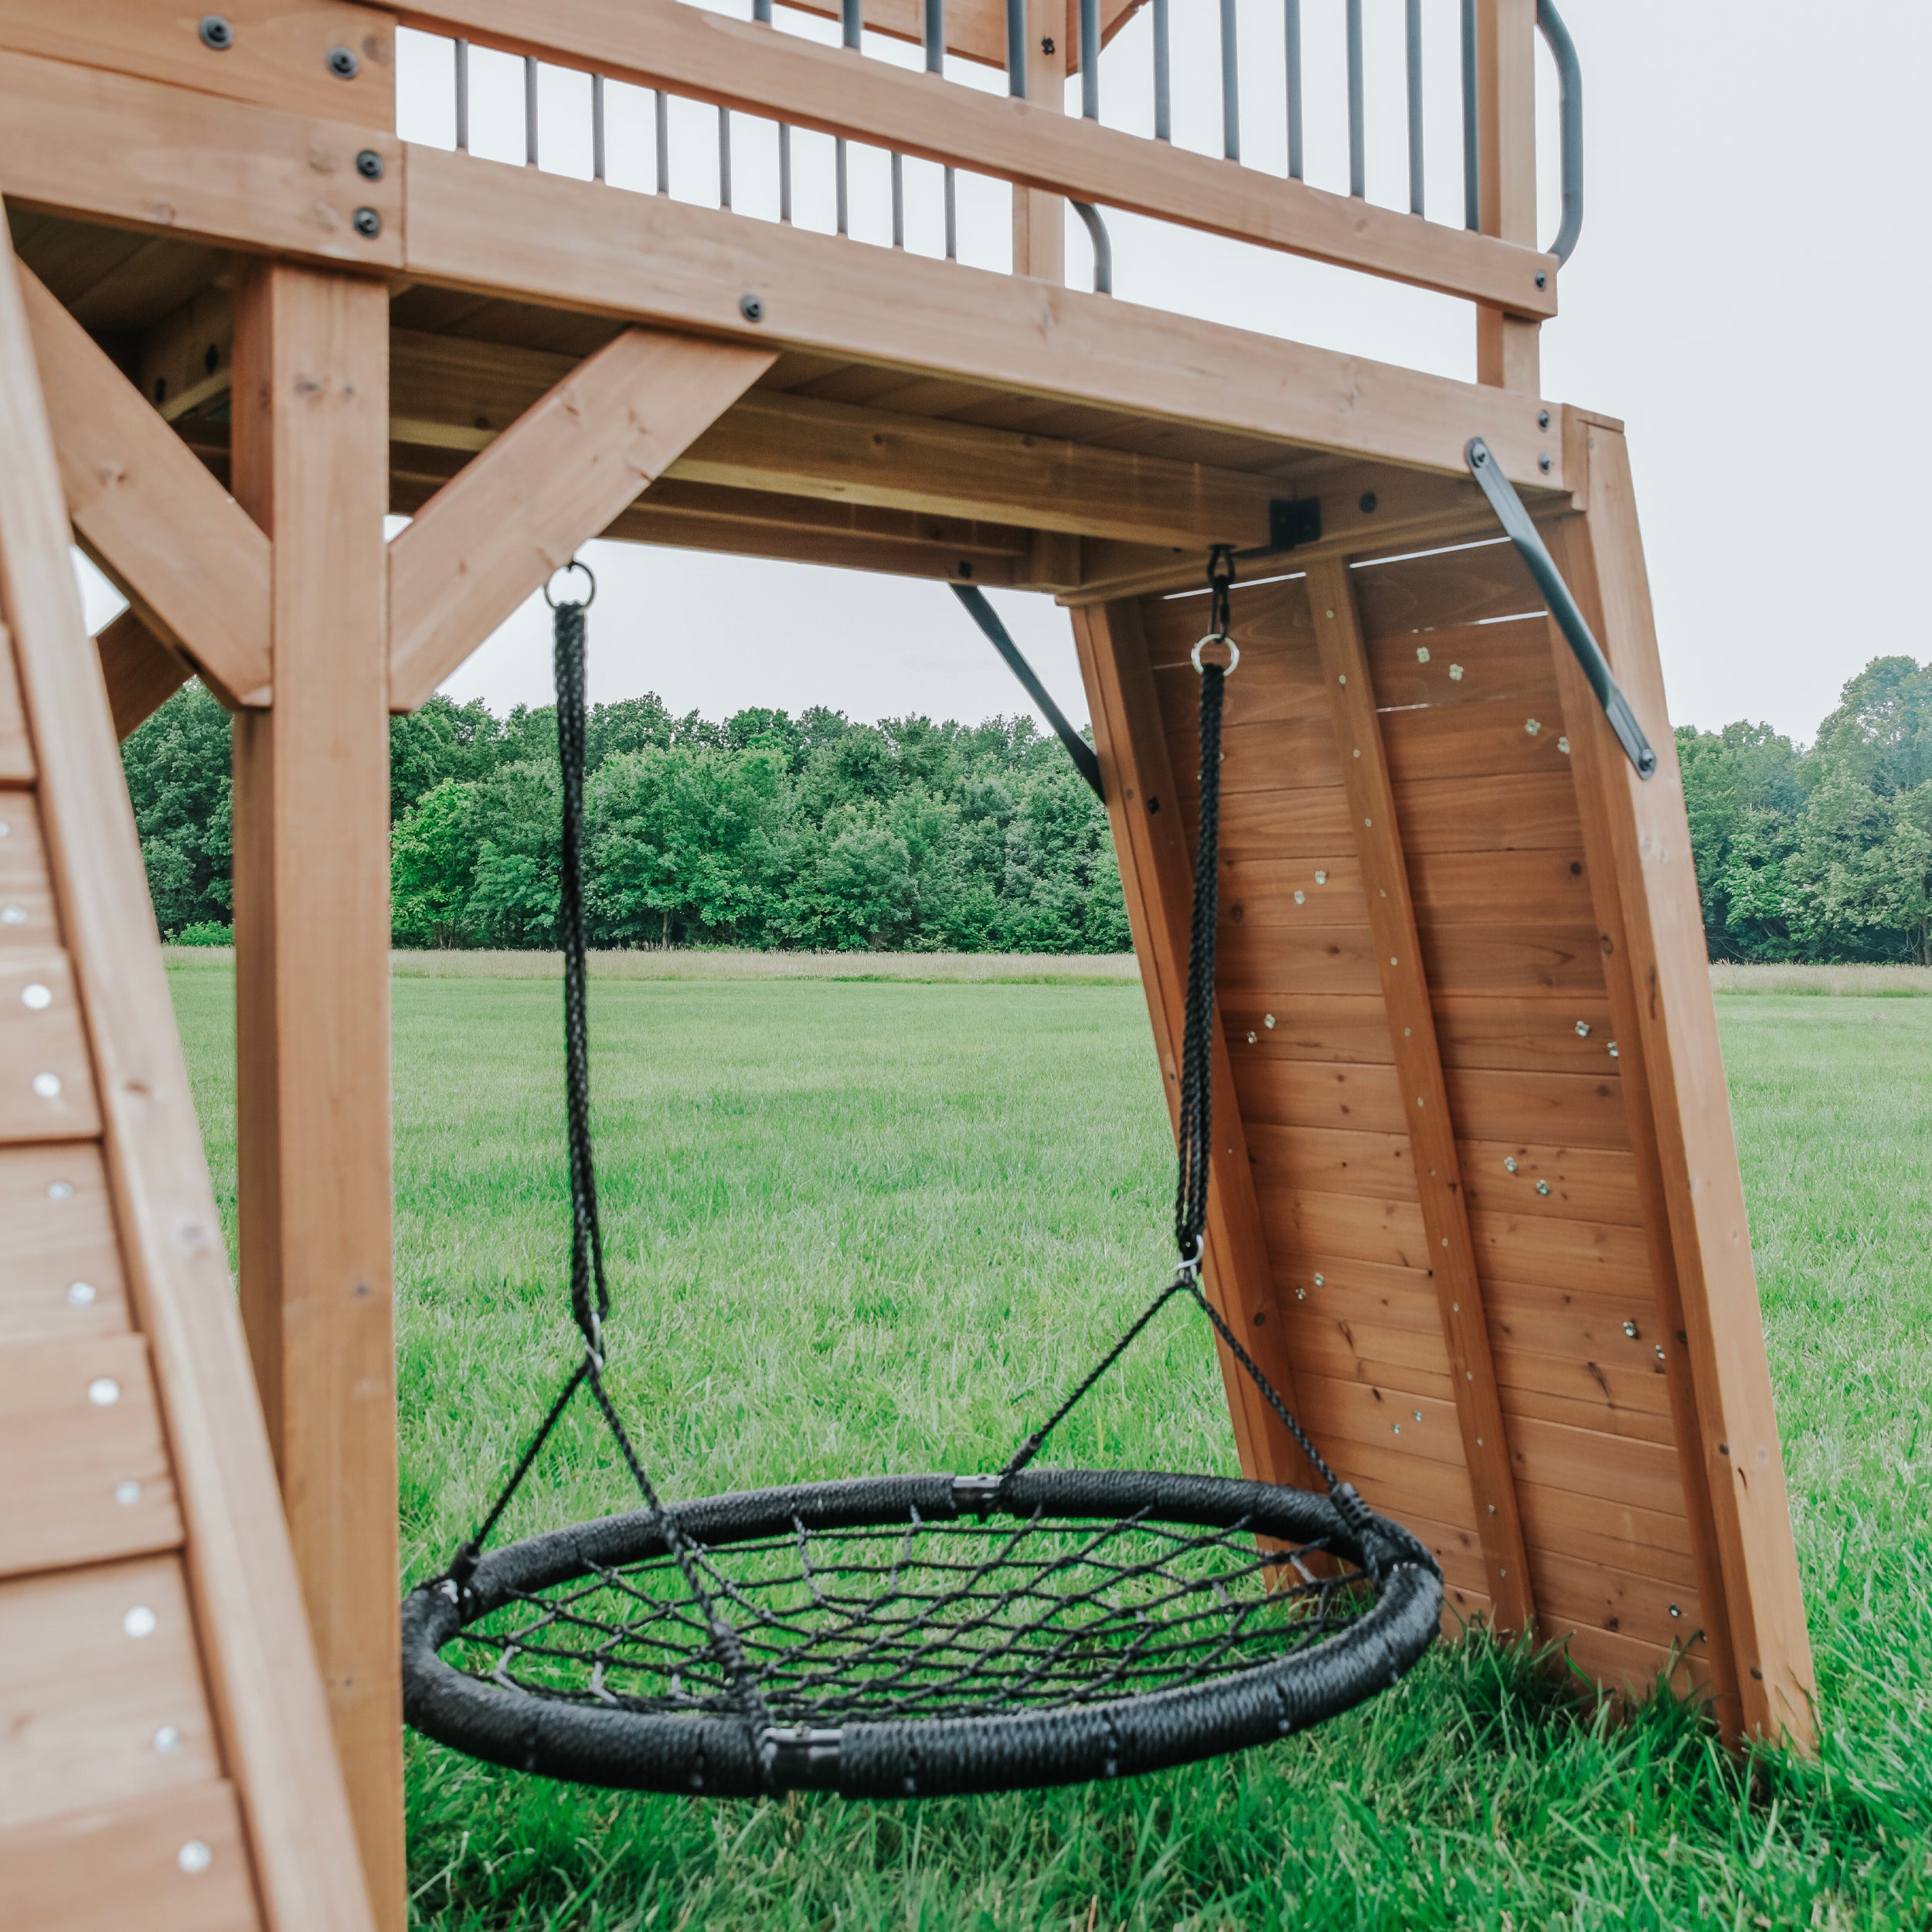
1576;1021;1591;1036
154;1725;183;1754
67;1281;96;1306
32;1072;62;1098
199;15;233;49
352;206;383;239
1623;1319;1639;1338
115;1480;142;1506
179;1839;213;1874
48;1179;73;1201
328;43;359;77
1536;1179;1551;1196
1448;664;1464;682
124;1605;158;1638
88;1376;121;1406
1505;1156;1519;1173
22;982;51;1009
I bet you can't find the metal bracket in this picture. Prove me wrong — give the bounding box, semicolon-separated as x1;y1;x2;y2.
1267;496;1322;553
1464;438;1655;779
950;583;1104;799
950;1473;1005;1512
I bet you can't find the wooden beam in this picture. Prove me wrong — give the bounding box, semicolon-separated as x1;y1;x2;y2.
0;209;375;1932
228;260;403;1924
780;0;1145;76
1070;597;1321;1495
397;0;1556;316
1011;0;1066;282
1475;0;1541;390
1305;555;1535;1633
19;263;272;706
388;327;772;712
403;147;1568;492
95;609;190;740
1541;430;1815;1749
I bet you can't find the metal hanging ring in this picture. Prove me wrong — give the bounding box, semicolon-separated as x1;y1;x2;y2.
1191;633;1240;675
543;560;598;610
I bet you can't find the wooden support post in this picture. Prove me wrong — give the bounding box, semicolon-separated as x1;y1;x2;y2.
1475;0;1540;392
1071;597;1320;1493
1541;429;1815;1749
1012;0;1066;281
1305;556;1535;1632
228;262;403;1923
94;608;190;740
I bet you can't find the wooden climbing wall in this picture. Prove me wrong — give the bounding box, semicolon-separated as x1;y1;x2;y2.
0;223;372;1930
1073;482;1815;1747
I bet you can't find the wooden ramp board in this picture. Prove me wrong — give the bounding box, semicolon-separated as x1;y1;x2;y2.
0;212;374;1930
1073;471;1816;1749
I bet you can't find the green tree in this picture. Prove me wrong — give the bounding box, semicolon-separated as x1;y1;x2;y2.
1675;720;1804;956
1810;655;1932;797
119;682;233;937
391;779;481;947
465;761;563;947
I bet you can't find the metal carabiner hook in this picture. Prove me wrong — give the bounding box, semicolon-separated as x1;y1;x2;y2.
1191;543;1240;675
543;559;598;610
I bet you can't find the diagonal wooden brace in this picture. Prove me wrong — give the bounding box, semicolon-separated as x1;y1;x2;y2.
386;328;774;713
19;262;273;709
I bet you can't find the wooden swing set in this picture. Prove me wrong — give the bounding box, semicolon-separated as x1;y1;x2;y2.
0;2;1811;1926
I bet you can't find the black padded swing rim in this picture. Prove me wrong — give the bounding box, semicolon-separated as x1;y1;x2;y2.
400;1468;1444;1799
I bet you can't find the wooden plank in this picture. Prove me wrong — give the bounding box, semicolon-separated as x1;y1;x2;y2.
781;0;1145;73
1469;1205;1652;1298
0;785;56;937
0;944;100;1141
402;145;1567;489
1381;696;1579;787
21;264;272;705
97;608;193;740
0;1141;130;1342
1559;1623;1709;1702
0;1555;218;1831
1449;1064;1628;1148
1365;615;1560;712
1436;995;1623;1075
1509;1413;1687;1522
1458;1137;1642;1226
388;327;772;711
0;1331;182;1576
1494;1359;1675;1447
1396;772;1582;852
0;217;379;1931
1546;427;1814;1747
1515;1478;1699;1577
1070;597;1322;1493
0;0;396;121
1475;0;1542;391
0;621;28;781
0;51;401;270
227;260;397;1924
0;1779;261;1932
397;0;1558;319
1307;555;1532;1632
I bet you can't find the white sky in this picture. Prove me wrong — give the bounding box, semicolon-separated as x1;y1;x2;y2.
79;1;1931;746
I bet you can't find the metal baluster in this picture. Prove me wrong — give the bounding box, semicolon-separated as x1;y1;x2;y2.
780;124;793;223
927;0;955;257
1405;0;1423;214
1005;0;1026;97
838;0;861;236
1538;0;1585;262
524;54;539;167
1070;202;1111;294
593;74;607;183
656;89;670;196
1079;0;1098;120
1219;0;1239;162
891;152;904;247
836;145;849;234
1284;0;1301;178
454;39;469;153
1345;0;1363;197
719;107;732;210
1461;0;1479;230
1153;0;1170;141
944;166;957;259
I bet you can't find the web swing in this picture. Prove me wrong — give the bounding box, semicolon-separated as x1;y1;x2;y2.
400;550;1444;1799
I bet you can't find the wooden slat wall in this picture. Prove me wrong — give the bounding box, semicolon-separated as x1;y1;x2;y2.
1124;537;1724;1690
0;212;375;1932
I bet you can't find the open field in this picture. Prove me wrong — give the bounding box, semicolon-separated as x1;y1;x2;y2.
166;970;1932;1930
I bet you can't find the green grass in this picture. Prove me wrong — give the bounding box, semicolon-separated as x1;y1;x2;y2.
165;974;1932;1930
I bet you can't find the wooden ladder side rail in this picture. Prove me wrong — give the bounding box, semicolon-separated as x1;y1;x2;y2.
0;213;376;1932
394;0;1556;318
1070;597;1321;1495
227;260;404;1929
19;263;273;708
1539;430;1817;1751
388;328;774;713
1304;556;1536;1634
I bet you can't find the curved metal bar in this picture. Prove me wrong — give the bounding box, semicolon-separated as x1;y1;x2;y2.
1070;199;1113;296
1536;0;1584;264
951;584;1104;796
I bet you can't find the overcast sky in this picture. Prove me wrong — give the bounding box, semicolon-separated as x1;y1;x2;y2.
83;2;1928;746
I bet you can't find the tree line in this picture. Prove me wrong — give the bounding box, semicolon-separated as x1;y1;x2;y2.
121;683;1131;954
121;654;1932;963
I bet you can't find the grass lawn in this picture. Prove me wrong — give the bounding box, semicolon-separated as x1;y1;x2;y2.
166;965;1932;1930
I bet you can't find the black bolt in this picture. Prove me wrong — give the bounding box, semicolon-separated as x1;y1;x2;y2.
1535;269;1547;289
328;44;360;78
1538;408;1550;430
352;206;383;238
199;15;234;49
1538;452;1553;473
356;149;385;182
202;342;219;376
739;292;764;322
1359;491;1378;515
957;560;974;579
1041;36;1055;53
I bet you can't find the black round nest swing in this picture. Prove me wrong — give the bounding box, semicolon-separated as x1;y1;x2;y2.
401;552;1444;1800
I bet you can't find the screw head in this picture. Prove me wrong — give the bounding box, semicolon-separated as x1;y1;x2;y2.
1536;1179;1551;1196
355;148;385;181
1538;409;1551;430
740;292;765;322
1535;270;1548;289
32;1071;61;1098
199;15;233;49
328;44;359;77
2;905;26;925
352;206;383;238
124;1605;158;1638
1538;452;1553;473
67;1281;96;1307
1505;1156;1519;1173
89;1376;121;1406
1359;491;1378;514
22;982;51;1010
1623;1319;1639;1338
115;1479;142;1506
154;1725;183;1755
48;1179;73;1201
179;1840;213;1875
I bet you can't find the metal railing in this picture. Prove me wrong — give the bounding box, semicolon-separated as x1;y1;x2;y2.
434;0;1583;298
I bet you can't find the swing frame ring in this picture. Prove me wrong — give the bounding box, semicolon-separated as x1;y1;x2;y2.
1191;632;1240;675
543;560;598;610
